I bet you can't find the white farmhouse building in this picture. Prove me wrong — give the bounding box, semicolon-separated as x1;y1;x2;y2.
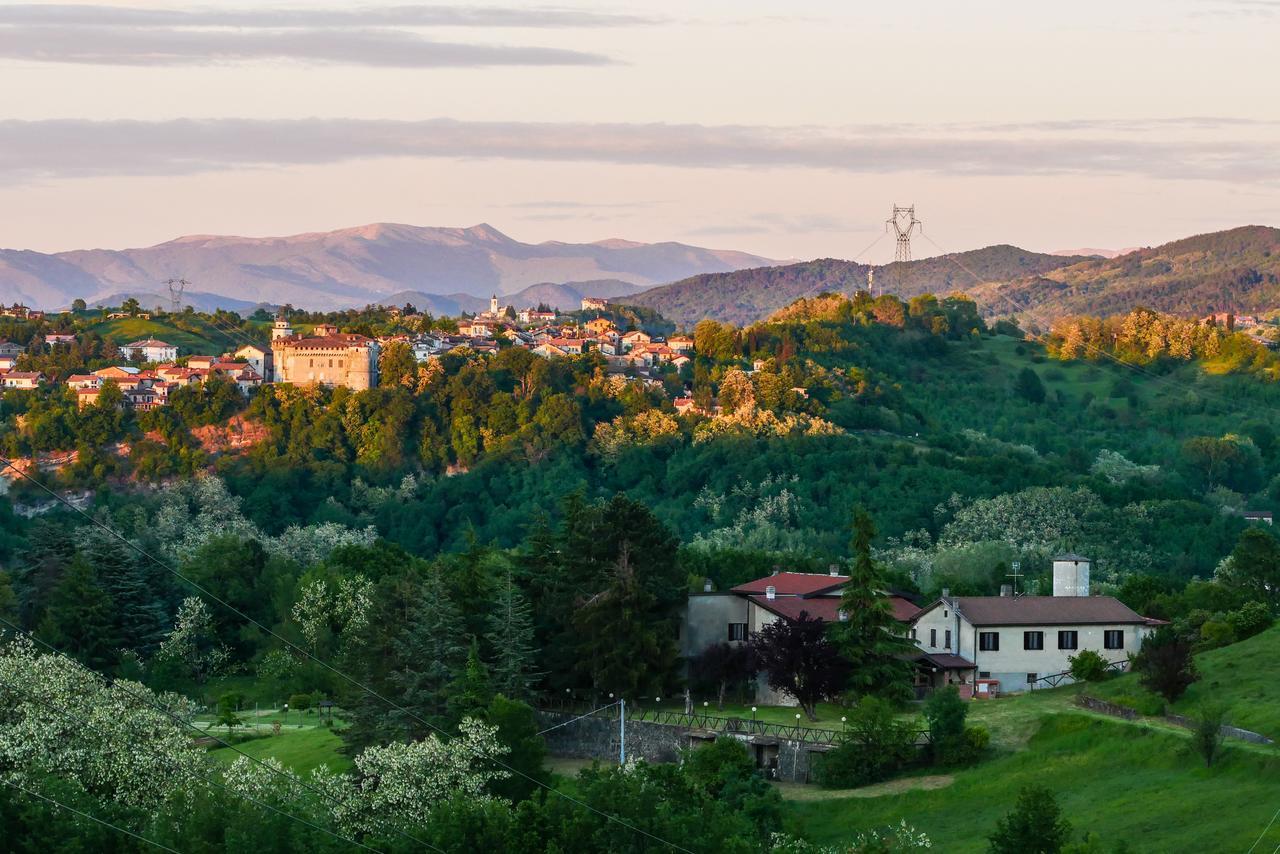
910;555;1164;695
125;339;178;363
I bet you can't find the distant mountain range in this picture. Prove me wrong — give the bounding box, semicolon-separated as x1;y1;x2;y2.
629;246;1092;326
973;225;1280;325
0;223;777;311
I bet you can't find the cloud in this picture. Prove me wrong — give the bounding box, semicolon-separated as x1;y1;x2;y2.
1;117;1277;185
0;4;655;29
0;25;610;67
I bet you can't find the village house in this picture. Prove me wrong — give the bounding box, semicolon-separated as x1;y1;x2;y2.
44;333;76;347
682;569;920;705
518;308;558;324
186;355;218;371
1;371;43;390
1244;510;1274;525
621;330;652;351
234;344;272;380
0;355;17;372
910;555;1164;696
124;339;178;363
65;374;101;390
668;335;695;353
585;317;616;335
581;297;610;311
462;318;498;338
0;341;25;358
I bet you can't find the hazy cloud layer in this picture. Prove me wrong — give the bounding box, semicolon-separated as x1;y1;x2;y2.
2;117;1277;184
0;4;653;28
0;25;611;67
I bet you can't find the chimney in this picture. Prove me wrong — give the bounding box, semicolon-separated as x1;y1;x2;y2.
829;564;840;577
1000;584;1012;598
771;565;780;576
765;585;776;600
941;587;950;602
703;579;713;593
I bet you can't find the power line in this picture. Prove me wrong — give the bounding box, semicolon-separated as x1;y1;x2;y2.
0;776;180;853
0;616;440;854
536;700;620;736
0;673;380;853
1246;803;1280;852
0;458;693;853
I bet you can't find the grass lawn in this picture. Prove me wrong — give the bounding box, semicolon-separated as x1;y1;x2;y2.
84;315;242;355
787;713;1280;852
206;723;352;776
1089;624;1280;741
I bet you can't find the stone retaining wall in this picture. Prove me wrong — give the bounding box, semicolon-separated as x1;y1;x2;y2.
1076;695;1273;744
537;710;831;783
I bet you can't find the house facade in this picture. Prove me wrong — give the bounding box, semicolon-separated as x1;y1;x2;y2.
125;339;178;363
271;331;379;389
910;556;1162;694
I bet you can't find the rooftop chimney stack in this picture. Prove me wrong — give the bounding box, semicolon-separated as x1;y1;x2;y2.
703;579;713;593
828;564;840;577
941;587;951;602
765;585;776;600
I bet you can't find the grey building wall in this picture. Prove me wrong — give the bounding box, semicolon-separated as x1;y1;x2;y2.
681;593;748;659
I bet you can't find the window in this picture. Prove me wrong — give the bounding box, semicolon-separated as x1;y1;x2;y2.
979;632;999;651
1026;673;1038;685
943;610;949;618
979;671;991;679
1058;630;1078;650
329;358;333;367
728;623;748;642
930;628;937;647
911;629;917;640
1024;631;1044;651
944;629;952;650
308;358;314;367
1104;630;1124;650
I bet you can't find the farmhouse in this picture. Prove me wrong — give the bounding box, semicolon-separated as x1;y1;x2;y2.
910;555;1164;695
682;569;920;705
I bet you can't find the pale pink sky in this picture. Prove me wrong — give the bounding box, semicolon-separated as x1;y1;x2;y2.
1;0;1277;261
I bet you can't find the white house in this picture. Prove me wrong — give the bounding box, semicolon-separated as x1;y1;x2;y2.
234;344;272;381
910;555;1163;695
125;339;177;363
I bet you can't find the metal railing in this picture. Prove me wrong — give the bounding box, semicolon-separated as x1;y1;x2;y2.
1030;659;1128;690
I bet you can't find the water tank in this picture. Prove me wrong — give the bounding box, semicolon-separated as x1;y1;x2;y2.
1052;555;1091;597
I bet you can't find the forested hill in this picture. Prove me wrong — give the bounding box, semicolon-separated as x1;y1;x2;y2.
628;246;1090;325
971;225;1280;325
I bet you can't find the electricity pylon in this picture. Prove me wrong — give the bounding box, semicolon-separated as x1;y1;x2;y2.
165;278;190;313
886;205;922;263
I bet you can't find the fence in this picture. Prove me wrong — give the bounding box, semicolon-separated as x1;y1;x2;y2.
1030;658;1128;690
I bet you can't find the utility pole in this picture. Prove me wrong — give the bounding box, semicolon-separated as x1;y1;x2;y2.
618;698;626;766
886;204;922;263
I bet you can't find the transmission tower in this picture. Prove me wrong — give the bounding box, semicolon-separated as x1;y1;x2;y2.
164;278;190;313
885;204;922;263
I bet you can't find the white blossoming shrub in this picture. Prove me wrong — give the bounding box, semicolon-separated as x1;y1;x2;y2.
770;820;932;851
325;717;510;836
1090;449;1159;484
0;637;205;811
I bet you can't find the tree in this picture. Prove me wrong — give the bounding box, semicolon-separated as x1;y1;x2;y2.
923;686;969;764
573;547;679;698
835;508;915;699
378;340;418;388
815;695;915;787
153;596;229;685
1014;367;1046;404
1219;527;1280;611
988;785;1073;854
1192;702;1228;768
1132;626;1199;703
1067;649;1110;683
391;567;467;734
448;640;493;723
71;298;87;311
689;641;754;710
484;694;549;803
35;556;118;671
121;297;141;316
216;692;244;730
752;612;850;721
484;571;541;701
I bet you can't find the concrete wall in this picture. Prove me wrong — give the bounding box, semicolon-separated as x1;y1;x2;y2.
681;593;748;660
537;710;828;783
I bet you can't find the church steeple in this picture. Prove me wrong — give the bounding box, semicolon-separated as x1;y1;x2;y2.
490;294;499;316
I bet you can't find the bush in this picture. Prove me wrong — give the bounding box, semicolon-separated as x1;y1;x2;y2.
287;692;314;712
1192;702;1228;768
815;696;916;788
1068;649;1111;682
1199;620;1235;650
989;785;1073;854
923;687;983;766
1226;601;1273;640
1133;626;1199;703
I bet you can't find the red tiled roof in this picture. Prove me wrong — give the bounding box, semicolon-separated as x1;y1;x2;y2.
733;572;847;596
888;595;921;622
281;335;372;349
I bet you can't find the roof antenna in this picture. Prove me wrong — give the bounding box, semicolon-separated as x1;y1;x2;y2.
1007;561;1024;599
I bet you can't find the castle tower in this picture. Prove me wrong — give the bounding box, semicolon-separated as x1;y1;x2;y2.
271;314;294;341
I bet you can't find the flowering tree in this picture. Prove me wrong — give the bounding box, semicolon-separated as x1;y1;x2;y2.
154;596;230;684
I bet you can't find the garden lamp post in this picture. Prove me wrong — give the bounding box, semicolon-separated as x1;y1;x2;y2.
283;703;288;727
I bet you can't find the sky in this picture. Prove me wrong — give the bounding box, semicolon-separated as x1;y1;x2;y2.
1;0;1278;261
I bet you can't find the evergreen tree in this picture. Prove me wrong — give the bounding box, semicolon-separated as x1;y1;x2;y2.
988;785;1072;854
86;531;168;656
390;567;466;736
835;508;915;699
448;639;493;723
573;547;679;698
36;555;118;671
485;571;541;700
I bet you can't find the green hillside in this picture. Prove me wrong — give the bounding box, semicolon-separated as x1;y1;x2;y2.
85;315;252;355
789;713;1280;852
628;247;1088;326
975;225;1280;325
1091;624;1280;740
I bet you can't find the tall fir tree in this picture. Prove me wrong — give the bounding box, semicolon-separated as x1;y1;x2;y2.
389;566;467;736
36;555;119;671
87;531;169;656
447;639;494;724
485;571;542;701
573;547;679;698
835;507;915;699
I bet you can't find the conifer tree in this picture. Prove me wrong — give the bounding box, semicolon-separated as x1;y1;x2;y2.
37;555;119;671
390;566;466;736
485;571;541;700
447;640;493;723
835;507;915;698
87;531;168;656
